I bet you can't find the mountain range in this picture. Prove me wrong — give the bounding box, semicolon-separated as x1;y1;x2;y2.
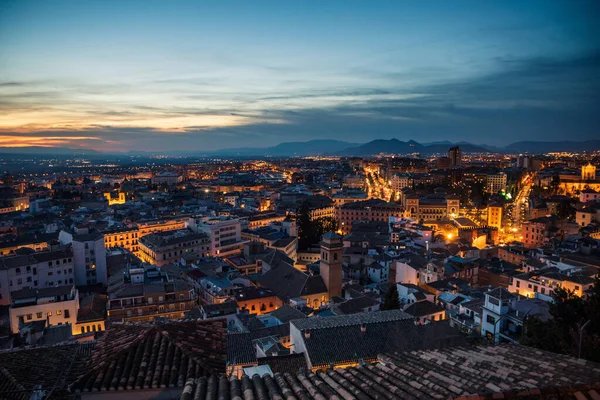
1;139;600;157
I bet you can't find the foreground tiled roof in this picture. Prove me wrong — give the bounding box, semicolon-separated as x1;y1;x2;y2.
257;353;309;375
302;319;465;368
227;333;257;366
180;344;600;400
0;342;94;400
70;319;227;393
291;309;413;331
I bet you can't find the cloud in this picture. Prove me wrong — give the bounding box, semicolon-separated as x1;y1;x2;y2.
0;49;598;151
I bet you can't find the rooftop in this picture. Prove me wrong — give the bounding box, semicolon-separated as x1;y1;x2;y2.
291;309;412;331
180;344;600;400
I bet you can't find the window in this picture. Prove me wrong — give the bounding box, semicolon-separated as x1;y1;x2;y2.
57;310;62;315
64;309;70;318
81;327;85;334
37;312;43;318
575;286;580;291
516;281;520;288
486;315;496;325
27;314;32;320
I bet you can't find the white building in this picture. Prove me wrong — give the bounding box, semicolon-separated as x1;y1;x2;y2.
151;172;182;186
59;227;107;286
0;246;75;306
189;216;246;257
390;174;413;192
480;287;550;343
486;173;507;194
367;261;389;284
9;285;79;334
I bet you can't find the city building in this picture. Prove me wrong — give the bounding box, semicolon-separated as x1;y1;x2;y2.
401;188;460;222
190;216;246;257
576;201;600;227
480;287;550;343
137;218;188;237
102;226;140;254
138;229;210;267
508;267;595;298
233;286;282;315
486;172;507;194
521;217;554;248
103;191;126;205
343;174;366;189
107;263;197;322
437;156;452;170
0;232;55;256
0;246;74;305
487;201;503;229
390;173;413;192
59;227;107;286
151;171;182;186
559;163;600;194
0;195;29;214
337;199;402;235
9;285;79;334
448;146;462;168
320;232;343;297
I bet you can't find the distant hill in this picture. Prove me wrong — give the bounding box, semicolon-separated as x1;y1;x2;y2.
210;140;361;157
3;138;599;157
333;139;492;156
504;140;600;153
0;146;100;155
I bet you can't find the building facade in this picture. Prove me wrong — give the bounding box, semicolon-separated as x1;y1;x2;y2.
138;229;210;267
0;247;74;305
9;286;79;334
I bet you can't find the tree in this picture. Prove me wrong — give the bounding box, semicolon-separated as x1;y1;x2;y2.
381;284;400;310
296;201;317;250
296;201;340;250
522;277;600;362
550;174;561;193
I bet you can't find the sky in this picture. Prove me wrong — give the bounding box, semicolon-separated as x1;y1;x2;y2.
0;0;599;152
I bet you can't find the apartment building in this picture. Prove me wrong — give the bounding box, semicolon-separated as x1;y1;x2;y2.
486;173;507;194
0;232;56;256
107;263;197;322
190;216;246;257
102;226;140;253
59;227;107;286
508;267;595;298
9;285;79;334
0;246;74;305
337;199;402;235
138;229;210;267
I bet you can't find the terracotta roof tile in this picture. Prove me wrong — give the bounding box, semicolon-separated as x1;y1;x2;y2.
180;344;600;400
70;319;227;393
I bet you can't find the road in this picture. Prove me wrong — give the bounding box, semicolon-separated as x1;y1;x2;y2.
510;173;534;228
364;167;393;201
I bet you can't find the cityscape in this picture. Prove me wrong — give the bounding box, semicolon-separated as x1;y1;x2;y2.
1;1;600;399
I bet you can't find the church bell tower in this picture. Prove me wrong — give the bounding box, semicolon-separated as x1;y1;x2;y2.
320;232;343;297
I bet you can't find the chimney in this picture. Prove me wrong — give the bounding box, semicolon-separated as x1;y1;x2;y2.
360;323;367;333
304;329;311;339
